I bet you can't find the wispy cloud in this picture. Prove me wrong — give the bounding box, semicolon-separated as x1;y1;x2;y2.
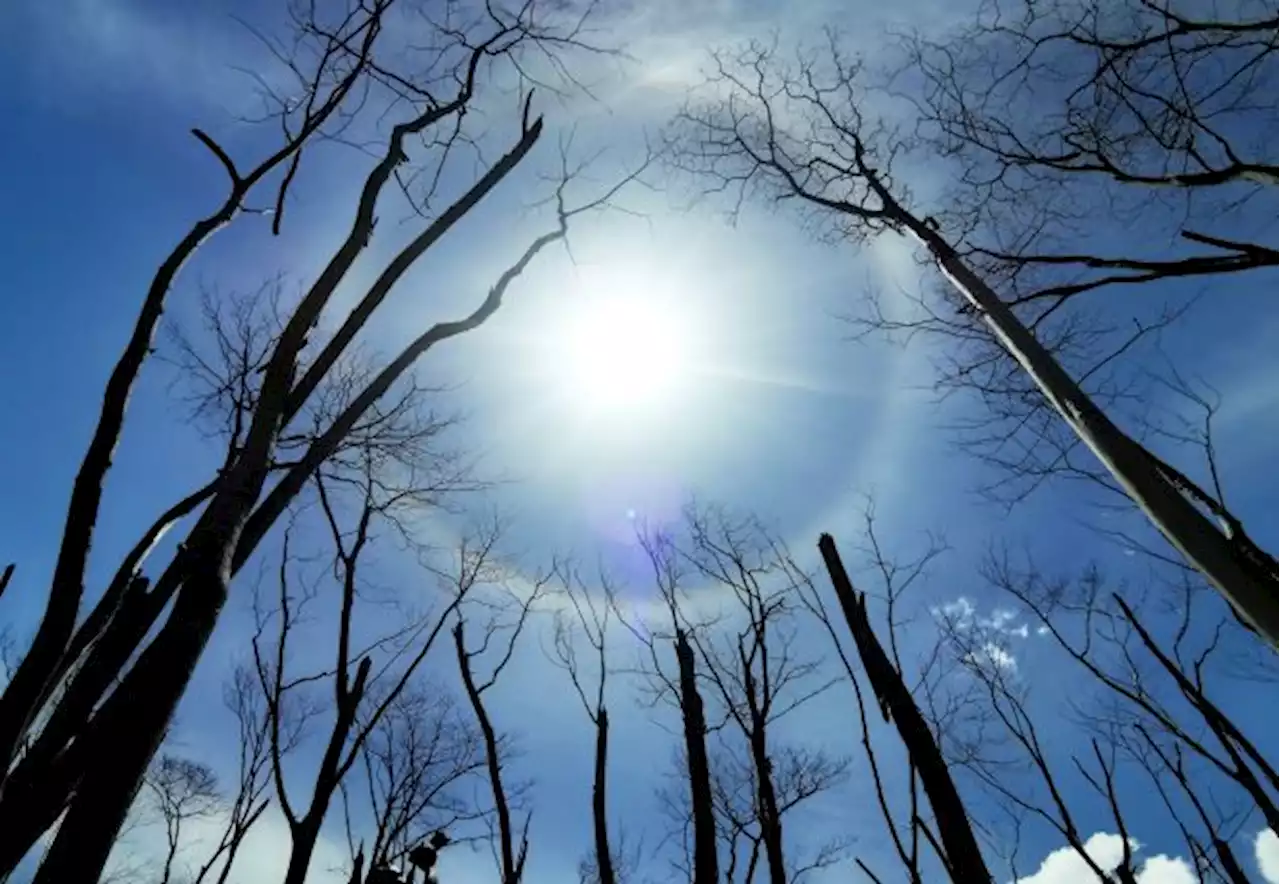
105;806;350;884
12;0;273;112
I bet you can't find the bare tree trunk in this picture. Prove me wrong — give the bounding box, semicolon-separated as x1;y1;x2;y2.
30;558;228;884
282;657;372;884
748;714;786;884
675;628;719;884
25;125;561;881
454;621;524;884
879;197;1278;646
592;707;617;884
818;534;993;884
0;11;381;776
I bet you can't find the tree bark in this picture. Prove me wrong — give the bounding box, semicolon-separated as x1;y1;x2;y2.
675;628;719;884
31;560;230;884
592;706;616;884
282;657;371;884
818;534;993;884
873;189;1278;647
750;719;786;884
454;622;523;884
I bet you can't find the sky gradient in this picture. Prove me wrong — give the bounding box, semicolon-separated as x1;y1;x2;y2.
0;0;1276;882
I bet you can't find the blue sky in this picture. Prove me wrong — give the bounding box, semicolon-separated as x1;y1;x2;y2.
0;0;1276;882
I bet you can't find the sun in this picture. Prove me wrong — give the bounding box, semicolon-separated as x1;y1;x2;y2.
558;294;689;412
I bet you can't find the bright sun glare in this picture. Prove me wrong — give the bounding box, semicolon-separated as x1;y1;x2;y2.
559;294;689;412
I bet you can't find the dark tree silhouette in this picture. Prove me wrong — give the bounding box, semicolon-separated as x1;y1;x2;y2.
664;36;1276;645
0;2;642;877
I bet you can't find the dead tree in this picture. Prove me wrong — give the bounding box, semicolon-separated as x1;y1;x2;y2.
974;551;1276;877
615;526;721;884
679;507;848;884
0;0;390;784
889;0;1278;519
144;755;223;884
674;627;721;884
627;514;846;884
817;533;994;884
781;502;950;883
549;564;621;884
254;482;510;884
907;0;1277;305
452;566;549;884
3;4;643;878
339;687;486;876
665;38;1277;645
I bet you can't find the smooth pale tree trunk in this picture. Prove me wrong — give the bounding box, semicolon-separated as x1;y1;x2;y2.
866;178;1278;647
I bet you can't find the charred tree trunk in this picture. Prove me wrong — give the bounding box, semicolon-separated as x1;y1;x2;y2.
454;622;524;884
592;706;617;884
675;628;719;884
282;657;372;884
818;534;993;884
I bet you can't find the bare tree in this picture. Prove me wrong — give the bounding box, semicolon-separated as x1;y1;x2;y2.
0;1;391;784
817;533;994;884
975;551;1276;860
549;564;621;884
452;568;548;884
905;0;1277;307
664;35;1276;644
615;526;720;884
339;685;487;875
1;2;645;877
881;0;1277;525
625;510;849;884
189;666;274;884
253;482;513;884
144;755;223;884
679;507;849;884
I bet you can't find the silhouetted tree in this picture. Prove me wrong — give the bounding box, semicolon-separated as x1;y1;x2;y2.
0;2;641;878
664;36;1276;644
549;564;622;884
452;558;549;884
145;754;223;884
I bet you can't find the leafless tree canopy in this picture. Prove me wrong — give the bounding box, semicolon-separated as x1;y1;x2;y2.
2;2;1275;883
896;0;1278;505
0;0;645;879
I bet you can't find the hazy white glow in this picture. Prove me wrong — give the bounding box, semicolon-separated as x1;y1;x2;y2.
559;294;688;411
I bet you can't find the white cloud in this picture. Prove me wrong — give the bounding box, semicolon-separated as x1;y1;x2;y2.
1257;829;1279;884
1135;855;1197;884
933;596;1033;672
934;596;977;623
1016;833;1197;884
966;641;1018;673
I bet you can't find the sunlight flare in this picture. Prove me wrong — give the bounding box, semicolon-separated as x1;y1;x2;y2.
544;259;699;419
560;294;688;409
